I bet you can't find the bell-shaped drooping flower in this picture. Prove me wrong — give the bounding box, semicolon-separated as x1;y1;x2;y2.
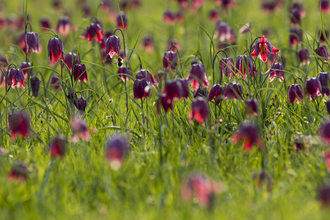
251;36;279;62
7;68;25;88
305;78;322;99
105;35;121;58
18;32;27;52
225;82;243;99
106;135;129;170
192;0;205;10
321;0;330;13
176;11;184;23
164;80;182;103
319;29;329;43
8;111;30;140
0;70;7;87
232;123;263;151
80;23;104;43
208;84;225;104
30;77;41;98
40;17;51;31
163;10;175;25
136;69;156;87
318;72;330;96
218;0;237;11
167;39;181;52
163;51;178;71
189;97;209;124
63;53;80;70
289;28;302;46
50;76;61;90
71;117;93;142
100;30;113;51
236;55;258;77
187;64;210;91
214;22;236;43
287;84;304;104
261;1;281;13
117;67;130;82
8;162;28;182
290;9;301;26
25;32;39;53
252;171;274;190
178;0;188;7
238;23;251;35
220;58;235;78
157;93;174;114
133;78;150;99
20;62;32;78
181;173;224;208
315;45;330;62
298;49;310;66
75;97;87;115
116;12;128;29
209;10;218;22
141;35;154;53
291;2;305;18
320;120;330;145
193;87;208;98
48;37;64;64
72;63;88;82
55;17;74;36
264;62;284;82
176;78;190;99
318;184;330;208
49;135;67;158
245;99;259;116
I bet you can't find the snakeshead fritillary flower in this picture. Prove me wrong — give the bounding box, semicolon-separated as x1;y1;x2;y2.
7;68;25;88
290;9;301;26
63;53;80;70
289;28;302;46
232;123;263;151
319;29;329;43
71;117;94;142
239;23;251;35
55;17;75;36
298;49;310;66
261;1;282;13
315;45;330;62
236;55;258;77
50;76;60;90
136;69;156;87
8;162;28;182
133;79;150;99
320;120;330;145
305;78;322;99
209;10;218;22
25;32;39;53
321;0;330;13
157;93;174;114
264;62;284;82
251;36;279;62
8;111;30;140
220;58;235;79
72;63;88;82
177;0;188;7
294;135;305;152
189;97;209;124
105;35;121;58
116;12;128;29
167;39;181;52
287;84;304;104
317;72;330;96
75;97;87;115
245;99;259;116
80;23;104;43
217;0;237;11
49;136;67;158
187;64;210;91
40;17;51;31
141;35;154;53
30;77;41;98
106;135;129;170
163;10;175;25
117;67;130;81
20;62;32;78
192;0;205;10
291;2;305;18
176;78;190;99
214;22;236;43
324;151;330;171
0;70;7;87
163;51;178;71
225;82;243;99
164;80;182;102
208;84;225;104
48;37;64;64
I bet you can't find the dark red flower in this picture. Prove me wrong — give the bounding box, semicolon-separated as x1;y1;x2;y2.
294;135;305;152
251;36;279;62
214;22;236;43
324;151;330;171
305;78;321;99
261;1;282;13
50;76;60;90
318;29;329;43
177;0;188;7
291;2;305;18
63;53;80;70
31;77;41;98
106;135;129;170
321;0;330;13
163;51;178;71
290;9;301;26
80;23;104;43
70;117;93;142
116;12;128;29
40;17;51;31
232;123;263;151
163;10;175;25
225;82;243;99
7;68;25;88
318;72;330;96
192;0;205;10
136;69;156;87
164;80;182;102
18;32;27;53
176;78;190;99
167;39;181;52
217;0;237;11
245;99;259;116
189;97;209;124
0;70;7;87
20;62;32;78
193;87;208;98
320;120;330;145
141;35;154;53
82;4;91;17
49;136;67;158
187;64;210;91
101;30;113;51
289;28;302;46
8;162;28;182
220;58;235;79
8;111;30;140
117;67;130;81
67;89;78;104
25;32;39;53
105;35;121;58
252;171;274;190
75;97;87;114
176;11;184;23
72;63;88;82
298;49;310;66
315;45;330;62
235;55;258;77
287;84;304;104
133;78;150;99
157;93;174;114
209;10;218;22
208;84;225;104
48;37;64;64
55;17;75;36
263;62;284;82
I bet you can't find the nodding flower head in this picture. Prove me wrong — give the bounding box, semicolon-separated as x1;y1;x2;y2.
7;68;25;88
31;77;41;98
163;10;175;25
70;117;93;142
80;23;104;43
167;39;181;52
186;64;210;91
50;76;61;90
321;0;330;13
291;2;305;18
189;97;209;124
72;63;88;82
117;66;130;81
133;78;150;99
49;136;67;158
47;37;64;64
209;10;219;22
225;82;243;100
192;0;205;10
142;35;154;53
176;11;184;23
305;77;322;99
315;45;330;62
106;135;129;170
176;78;190;99
287;84;304;104
245;99;259;116
105;35;121;58
20;62;32;78
220;58;235;79
298;49;310;66
261;1;282;13
318;72;330;96
263;62;284;82
136;69;156;87
251;36;279;62
163;51;178;71
25;32;39;53
239;23;251;35
164;80;183;103
235;55;258;77
320;120;330;145
193;87;208;98
40;17;51;31
232;123;263;151
116;12;128;29
318;29;329;43
0;70;7;87
55;17;75;36
75;97;87;115
157;93;174;114
214;22;236;43
217;0;237;11
177;0;188;7
208;84;225;104
8;111;30;140
290;9;301;26
8;162;28;182
289;28;302;46
63;53;80;70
